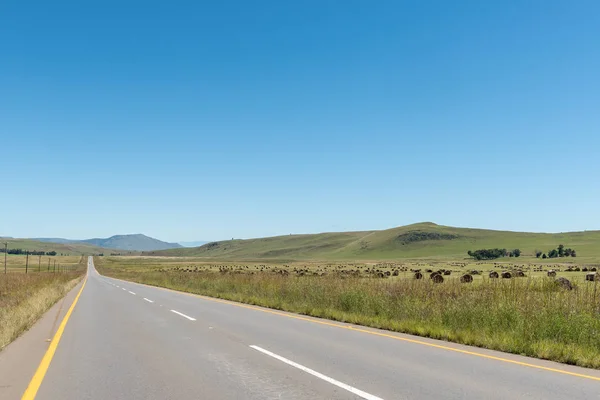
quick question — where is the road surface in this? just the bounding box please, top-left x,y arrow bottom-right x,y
24,258 -> 600,398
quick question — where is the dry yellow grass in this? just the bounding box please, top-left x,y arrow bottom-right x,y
0,264 -> 85,350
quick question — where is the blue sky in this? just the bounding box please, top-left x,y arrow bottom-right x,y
1,1 -> 599,242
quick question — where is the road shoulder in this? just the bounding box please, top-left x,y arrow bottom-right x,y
0,278 -> 84,400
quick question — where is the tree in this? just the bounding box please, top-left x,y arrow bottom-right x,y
513,249 -> 521,257
542,253 -> 547,259
535,251 -> 542,258
571,249 -> 577,257
467,248 -> 510,260
558,244 -> 565,257
548,249 -> 559,258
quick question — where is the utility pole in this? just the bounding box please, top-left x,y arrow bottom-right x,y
48,258 -> 50,272
53,260 -> 56,273
38,255 -> 41,272
3,242 -> 7,274
26,252 -> 29,274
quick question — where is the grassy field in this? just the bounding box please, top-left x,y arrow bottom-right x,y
1,254 -> 86,273
0,257 -> 86,351
97,255 -> 600,368
147,222 -> 600,262
0,238 -> 111,255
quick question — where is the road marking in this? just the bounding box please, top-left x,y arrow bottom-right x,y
122,288 -> 126,291
128,291 -> 136,295
143,298 -> 154,303
170,310 -> 196,321
250,345 -> 383,400
21,277 -> 87,400
105,276 -> 600,382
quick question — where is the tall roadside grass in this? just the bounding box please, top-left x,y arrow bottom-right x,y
0,269 -> 85,351
98,263 -> 600,368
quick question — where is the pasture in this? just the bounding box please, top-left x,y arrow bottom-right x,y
0,255 -> 85,273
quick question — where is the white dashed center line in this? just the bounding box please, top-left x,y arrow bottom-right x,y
250,345 -> 383,400
128,291 -> 136,295
143,298 -> 154,303
170,310 -> 196,321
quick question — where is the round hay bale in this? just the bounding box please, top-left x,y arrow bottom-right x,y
547,270 -> 556,277
489,271 -> 499,279
392,270 -> 399,276
430,271 -> 441,280
515,271 -> 526,278
555,277 -> 573,290
582,267 -> 589,272
432,274 -> 444,283
460,274 -> 473,283
443,270 -> 451,276
501,271 -> 512,279
591,267 -> 598,272
414,272 -> 423,280
585,273 -> 598,282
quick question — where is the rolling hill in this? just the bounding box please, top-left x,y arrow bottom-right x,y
178,241 -> 209,248
35,234 -> 182,251
146,223 -> 600,261
1,238 -> 112,255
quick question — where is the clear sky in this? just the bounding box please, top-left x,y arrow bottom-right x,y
1,1 -> 599,242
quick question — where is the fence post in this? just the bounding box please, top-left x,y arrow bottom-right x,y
26,252 -> 29,274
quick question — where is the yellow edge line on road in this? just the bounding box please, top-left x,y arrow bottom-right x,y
107,276 -> 600,382
21,277 -> 87,400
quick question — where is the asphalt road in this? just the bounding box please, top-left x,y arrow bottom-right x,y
31,257 -> 600,399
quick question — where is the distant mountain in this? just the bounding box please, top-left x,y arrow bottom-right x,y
178,241 -> 209,248
34,234 -> 182,251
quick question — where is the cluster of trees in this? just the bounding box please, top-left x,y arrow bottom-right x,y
536,245 -> 576,259
0,248 -> 57,256
467,248 -> 521,260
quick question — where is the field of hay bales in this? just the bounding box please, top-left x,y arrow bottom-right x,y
96,256 -> 600,368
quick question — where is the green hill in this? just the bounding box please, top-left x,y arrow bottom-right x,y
146,223 -> 600,261
1,238 -> 116,255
